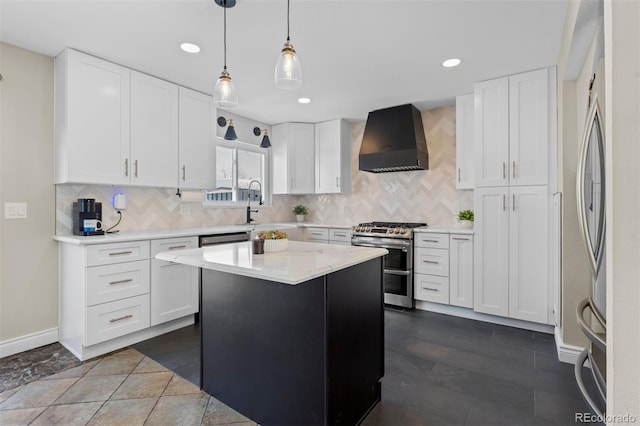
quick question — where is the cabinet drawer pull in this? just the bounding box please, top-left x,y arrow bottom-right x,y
134,160 -> 139,178
311,232 -> 323,236
452,237 -> 469,241
108,251 -> 133,256
422,239 -> 439,243
182,165 -> 186,181
124,158 -> 129,177
512,161 -> 516,178
333,233 -> 347,237
109,314 -> 133,323
422,259 -> 439,264
423,287 -> 439,292
169,245 -> 187,250
109,279 -> 133,285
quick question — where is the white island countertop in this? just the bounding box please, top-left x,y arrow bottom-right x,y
156,240 -> 388,285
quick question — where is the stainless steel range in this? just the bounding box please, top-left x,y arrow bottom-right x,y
351,222 -> 426,308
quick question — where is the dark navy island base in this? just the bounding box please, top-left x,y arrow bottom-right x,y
200,257 -> 384,426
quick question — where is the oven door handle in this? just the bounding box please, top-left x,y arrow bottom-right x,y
353,242 -> 408,252
384,269 -> 411,276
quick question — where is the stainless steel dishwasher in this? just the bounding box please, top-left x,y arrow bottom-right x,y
199,232 -> 250,247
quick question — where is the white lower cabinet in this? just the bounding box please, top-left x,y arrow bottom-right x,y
473,185 -> 549,323
59,236 -> 199,360
414,232 -> 473,307
305,227 -> 352,245
449,234 -> 474,308
150,237 -> 199,326
86,294 -> 150,346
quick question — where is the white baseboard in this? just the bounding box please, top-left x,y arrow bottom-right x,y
554,326 -> 585,365
0,327 -> 59,359
414,300 -> 555,334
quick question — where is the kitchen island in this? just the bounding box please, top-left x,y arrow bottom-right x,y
156,240 -> 387,426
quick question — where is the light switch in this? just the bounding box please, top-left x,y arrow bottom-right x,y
4,202 -> 28,219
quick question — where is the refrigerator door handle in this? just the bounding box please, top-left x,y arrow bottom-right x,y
576,297 -> 606,352
575,349 -> 605,419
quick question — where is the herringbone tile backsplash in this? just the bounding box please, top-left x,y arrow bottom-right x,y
56,106 -> 473,235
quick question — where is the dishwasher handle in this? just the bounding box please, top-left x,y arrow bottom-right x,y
200,232 -> 250,246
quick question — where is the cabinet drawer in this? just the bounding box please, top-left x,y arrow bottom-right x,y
414,274 -> 449,304
86,260 -> 150,306
415,247 -> 450,276
86,241 -> 150,266
151,236 -> 198,257
85,294 -> 150,346
414,233 -> 449,249
329,228 -> 351,243
306,227 -> 329,241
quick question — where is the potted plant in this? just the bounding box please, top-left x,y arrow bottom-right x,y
457,209 -> 474,228
292,205 -> 308,222
257,230 -> 289,252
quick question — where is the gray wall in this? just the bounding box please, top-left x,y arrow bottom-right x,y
0,43 -> 58,345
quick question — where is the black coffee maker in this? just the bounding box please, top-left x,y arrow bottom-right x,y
72,198 -> 104,236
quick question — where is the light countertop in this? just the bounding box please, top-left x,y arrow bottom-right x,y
53,222 -> 351,245
155,240 -> 387,285
414,225 -> 474,235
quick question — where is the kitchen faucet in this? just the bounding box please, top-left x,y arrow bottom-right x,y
246,179 -> 263,224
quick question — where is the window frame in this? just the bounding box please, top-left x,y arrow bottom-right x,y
203,139 -> 272,209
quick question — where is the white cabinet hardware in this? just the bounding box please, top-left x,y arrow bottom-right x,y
169,245 -> 187,250
109,251 -> 133,256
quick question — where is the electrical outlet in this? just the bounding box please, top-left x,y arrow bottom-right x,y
180,204 -> 191,216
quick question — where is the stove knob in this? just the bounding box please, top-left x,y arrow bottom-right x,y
394,228 -> 401,234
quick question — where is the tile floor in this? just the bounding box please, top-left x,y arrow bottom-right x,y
0,348 -> 254,426
0,308 -> 597,425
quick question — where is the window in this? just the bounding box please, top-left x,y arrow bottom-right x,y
204,140 -> 270,207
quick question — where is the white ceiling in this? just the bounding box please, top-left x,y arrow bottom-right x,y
0,0 -> 568,125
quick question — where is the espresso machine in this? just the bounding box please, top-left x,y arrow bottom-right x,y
72,198 -> 104,236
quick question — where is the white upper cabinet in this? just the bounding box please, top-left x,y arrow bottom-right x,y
508,69 -> 549,186
178,87 -> 215,190
272,123 -> 315,194
455,94 -> 475,189
314,119 -> 351,194
130,71 -> 179,187
55,49 -> 131,185
474,68 -> 549,187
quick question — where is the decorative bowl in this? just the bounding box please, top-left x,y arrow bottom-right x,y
263,238 -> 288,253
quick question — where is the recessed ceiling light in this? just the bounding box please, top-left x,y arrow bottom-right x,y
298,97 -> 311,104
180,43 -> 201,54
442,58 -> 462,68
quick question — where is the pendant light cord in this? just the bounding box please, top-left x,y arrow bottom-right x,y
223,5 -> 227,69
287,0 -> 290,41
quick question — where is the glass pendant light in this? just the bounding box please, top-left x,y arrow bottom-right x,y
214,1 -> 238,107
274,0 -> 302,89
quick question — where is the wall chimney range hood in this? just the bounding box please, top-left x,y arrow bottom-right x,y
359,104 -> 429,173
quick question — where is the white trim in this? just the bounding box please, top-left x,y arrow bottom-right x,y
415,300 -> 555,333
554,326 -> 585,365
60,315 -> 194,361
0,327 -> 59,358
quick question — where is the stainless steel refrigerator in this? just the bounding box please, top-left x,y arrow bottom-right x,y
575,95 -> 606,416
